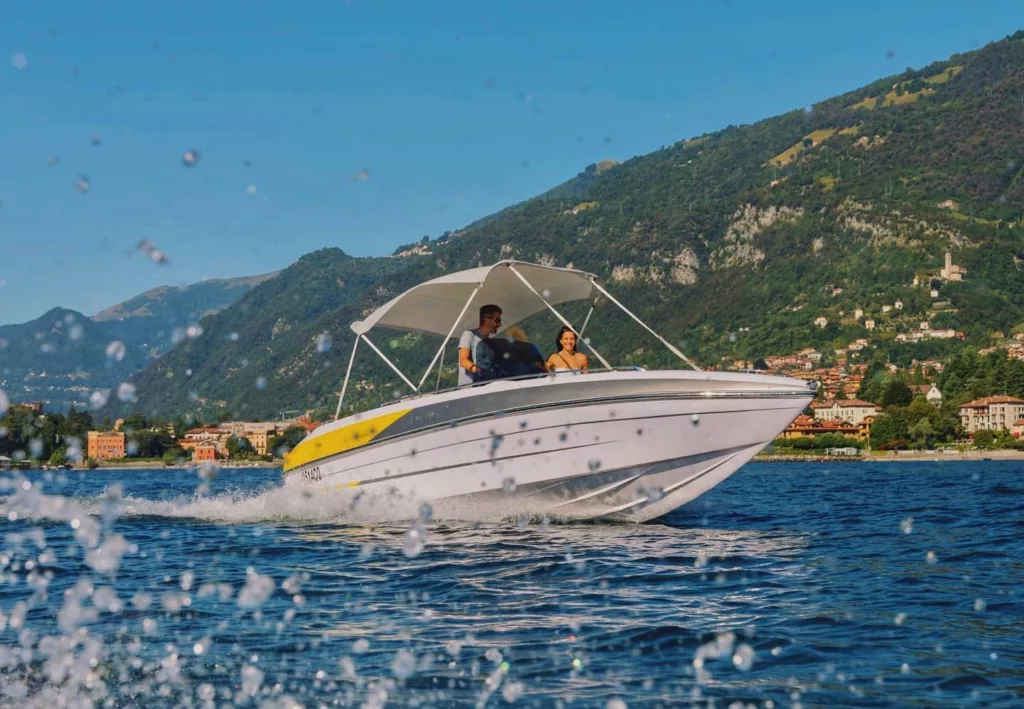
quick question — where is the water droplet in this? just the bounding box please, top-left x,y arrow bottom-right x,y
237,568 -> 275,609
418,502 -> 433,522
0,389 -> 8,416
182,150 -> 201,167
732,644 -> 755,671
489,433 -> 504,459
68,323 -> 83,341
339,656 -> 356,679
353,638 -> 370,654
255,376 -> 267,390
89,389 -> 110,410
900,517 -> 913,534
11,53 -> 27,69
974,598 -> 986,612
197,461 -> 218,482
900,662 -> 910,674
227,331 -> 239,342
246,184 -> 257,194
502,477 -> 516,493
587,459 -> 601,472
391,649 -> 416,679
106,340 -> 126,361
403,524 -> 425,558
503,682 -> 525,703
186,324 -> 203,339
894,612 -> 906,625
74,175 -> 91,193
116,382 -> 137,402
926,551 -> 937,565
558,431 -> 568,442
691,414 -> 700,424
542,289 -> 551,299
315,332 -> 332,353
91,135 -> 102,147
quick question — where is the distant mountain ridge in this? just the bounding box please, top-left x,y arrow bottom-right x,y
0,273 -> 277,409
93,273 -> 276,324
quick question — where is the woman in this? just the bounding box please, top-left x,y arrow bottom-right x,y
546,325 -> 589,372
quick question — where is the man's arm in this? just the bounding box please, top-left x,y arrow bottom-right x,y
458,347 -> 479,376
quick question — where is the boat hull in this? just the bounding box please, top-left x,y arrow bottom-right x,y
283,370 -> 813,522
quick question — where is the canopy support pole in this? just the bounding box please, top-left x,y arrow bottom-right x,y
334,336 -> 361,420
418,285 -> 481,390
589,280 -> 701,371
578,303 -> 596,338
360,334 -> 419,393
507,264 -> 613,370
435,345 -> 446,391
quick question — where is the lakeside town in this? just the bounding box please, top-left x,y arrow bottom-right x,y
4,344 -> 1024,470
0,402 -> 317,469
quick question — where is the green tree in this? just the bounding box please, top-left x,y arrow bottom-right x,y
162,448 -> 186,466
127,430 -> 166,458
880,380 -> 913,407
225,436 -> 253,458
972,429 -> 996,449
47,448 -> 68,467
870,413 -> 908,448
268,426 -> 308,457
908,418 -> 934,450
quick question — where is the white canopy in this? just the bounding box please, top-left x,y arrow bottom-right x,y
351,260 -> 600,337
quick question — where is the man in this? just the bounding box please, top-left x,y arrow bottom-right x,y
458,304 -> 502,387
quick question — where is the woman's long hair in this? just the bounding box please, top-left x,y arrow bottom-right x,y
554,325 -> 579,354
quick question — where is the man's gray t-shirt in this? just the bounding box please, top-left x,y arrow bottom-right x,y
458,328 -> 492,387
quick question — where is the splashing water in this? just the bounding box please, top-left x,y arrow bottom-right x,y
0,462 -> 1019,706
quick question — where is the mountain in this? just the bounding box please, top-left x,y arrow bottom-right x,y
0,308 -> 145,410
93,273 -> 278,354
0,274 -> 276,410
113,31 -> 1024,421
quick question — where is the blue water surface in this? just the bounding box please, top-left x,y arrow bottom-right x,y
0,461 -> 1021,707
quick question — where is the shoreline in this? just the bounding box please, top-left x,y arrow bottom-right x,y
757,450 -> 1024,462
10,451 -> 1021,473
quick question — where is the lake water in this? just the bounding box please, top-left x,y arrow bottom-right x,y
0,461 -> 1020,707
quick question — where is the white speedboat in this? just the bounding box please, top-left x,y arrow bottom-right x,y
282,261 -> 813,522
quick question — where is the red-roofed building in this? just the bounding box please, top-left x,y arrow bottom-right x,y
811,399 -> 881,426
193,442 -> 218,462
959,396 -> 1024,434
779,414 -> 872,442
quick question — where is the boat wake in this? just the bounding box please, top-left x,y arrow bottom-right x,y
111,485 -> 572,526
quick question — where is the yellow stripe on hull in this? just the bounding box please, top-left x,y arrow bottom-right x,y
282,409 -> 411,472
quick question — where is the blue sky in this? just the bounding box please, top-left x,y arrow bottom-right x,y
0,0 -> 1021,325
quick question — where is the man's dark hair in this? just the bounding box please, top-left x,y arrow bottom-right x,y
479,304 -> 502,324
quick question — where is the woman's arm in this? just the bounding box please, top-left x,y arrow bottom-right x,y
580,353 -> 589,371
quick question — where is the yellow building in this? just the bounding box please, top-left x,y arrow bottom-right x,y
87,431 -> 126,461
248,429 -> 270,456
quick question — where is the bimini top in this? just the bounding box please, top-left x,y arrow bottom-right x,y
351,260 -> 600,337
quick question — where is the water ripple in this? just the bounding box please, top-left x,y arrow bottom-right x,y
0,462 -> 1020,706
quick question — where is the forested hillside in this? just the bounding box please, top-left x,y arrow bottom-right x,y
113,31 -> 1024,420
